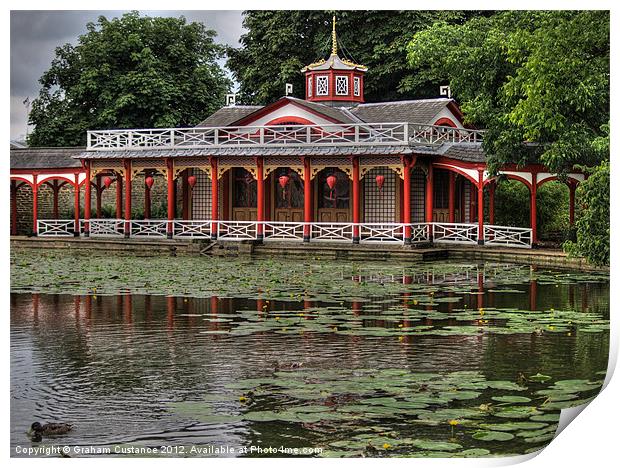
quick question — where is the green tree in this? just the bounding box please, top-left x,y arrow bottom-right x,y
406,11 -> 609,174
28,12 -> 231,147
227,10 -> 485,105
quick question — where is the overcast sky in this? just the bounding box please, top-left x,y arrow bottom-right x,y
10,10 -> 245,141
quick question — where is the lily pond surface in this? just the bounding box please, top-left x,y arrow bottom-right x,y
10,251 -> 610,457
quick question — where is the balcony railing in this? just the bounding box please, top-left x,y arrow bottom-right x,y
37,220 -> 531,248
86,122 -> 484,151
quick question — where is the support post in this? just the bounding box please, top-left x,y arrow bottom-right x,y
352,156 -> 360,244
489,180 -> 496,225
10,180 -> 17,236
210,157 -> 218,240
74,174 -> 80,236
448,171 -> 455,223
303,157 -> 312,242
115,174 -> 123,219
477,170 -> 484,245
144,172 -> 151,219
425,164 -> 434,241
182,170 -> 189,220
166,158 -> 174,239
124,159 -> 131,238
530,179 -> 537,245
84,163 -> 91,237
95,175 -> 102,218
256,157 -> 264,241
403,157 -> 412,244
568,181 -> 576,226
52,180 -> 59,219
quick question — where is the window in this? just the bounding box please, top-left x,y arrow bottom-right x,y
354,77 -> 360,96
336,76 -> 349,95
308,77 -> 313,97
316,75 -> 328,96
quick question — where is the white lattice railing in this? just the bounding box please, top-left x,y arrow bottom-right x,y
432,222 -> 479,244
37,220 -> 75,237
484,225 -> 532,248
41,220 -> 530,248
262,222 -> 306,241
217,221 -> 258,240
130,220 -> 169,238
409,123 -> 483,145
86,122 -> 484,151
311,223 -> 355,242
84,219 -> 124,237
173,220 -> 213,238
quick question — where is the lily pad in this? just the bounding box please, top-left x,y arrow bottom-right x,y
472,431 -> 515,442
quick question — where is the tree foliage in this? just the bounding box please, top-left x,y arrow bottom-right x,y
227,10 -> 485,105
28,12 -> 231,147
406,11 -> 610,174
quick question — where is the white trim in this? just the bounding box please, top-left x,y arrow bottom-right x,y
10,173 -> 35,184
37,173 -> 79,186
499,171 -> 533,186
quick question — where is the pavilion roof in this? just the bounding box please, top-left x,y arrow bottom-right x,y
10,147 -> 84,170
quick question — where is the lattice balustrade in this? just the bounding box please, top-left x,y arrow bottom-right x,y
262,222 -> 306,241
173,221 -> 212,238
86,219 -> 124,237
484,225 -> 532,248
310,223 -> 354,242
217,221 -> 258,240
432,222 -> 478,244
130,220 -> 169,238
37,220 -> 75,237
359,223 -> 404,243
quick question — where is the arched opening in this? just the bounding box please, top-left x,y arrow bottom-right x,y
14,182 -> 33,235
362,166 -> 397,223
272,167 -> 304,222
492,178 -> 531,228
316,167 -> 350,222
536,180 -> 570,243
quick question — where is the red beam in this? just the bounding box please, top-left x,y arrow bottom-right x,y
403,157 -> 411,243
166,159 -> 174,238
210,158 -> 218,239
115,174 -> 123,219
352,157 -> 360,243
256,157 -> 264,240
84,163 -> 91,236
303,157 -> 312,242
124,160 -> 131,238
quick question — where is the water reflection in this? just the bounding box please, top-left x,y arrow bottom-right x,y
11,267 -> 609,456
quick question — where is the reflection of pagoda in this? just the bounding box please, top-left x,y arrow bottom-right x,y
301,16 -> 368,107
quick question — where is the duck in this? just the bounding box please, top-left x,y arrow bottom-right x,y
30,422 -> 73,441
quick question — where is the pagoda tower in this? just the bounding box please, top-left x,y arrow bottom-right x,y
301,16 -> 367,107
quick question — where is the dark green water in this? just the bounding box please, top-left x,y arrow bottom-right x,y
10,257 -> 609,457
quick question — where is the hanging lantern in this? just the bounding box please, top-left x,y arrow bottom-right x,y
145,176 -> 154,189
326,174 -> 337,201
375,175 -> 385,194
187,175 -> 197,188
103,176 -> 113,189
278,175 -> 290,200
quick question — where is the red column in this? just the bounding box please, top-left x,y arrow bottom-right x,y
303,157 -> 312,242
11,180 -> 17,236
182,170 -> 189,220
166,158 -> 174,239
530,179 -> 537,245
477,170 -> 484,245
489,180 -> 496,225
448,171 -> 455,223
568,181 -> 576,226
403,158 -> 412,244
210,157 -> 218,239
74,174 -> 80,236
52,180 -> 59,219
425,164 -> 434,223
352,157 -> 360,243
115,173 -> 123,219
84,163 -> 91,236
256,157 -> 264,241
124,160 -> 131,238
95,175 -> 102,218
144,172 -> 151,220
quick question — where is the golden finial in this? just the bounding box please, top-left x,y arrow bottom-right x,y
332,15 -> 337,56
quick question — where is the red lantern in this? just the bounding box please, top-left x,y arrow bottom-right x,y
278,175 -> 290,201
376,175 -> 385,193
326,174 -> 337,201
103,176 -> 113,189
145,176 -> 154,189
187,175 -> 197,188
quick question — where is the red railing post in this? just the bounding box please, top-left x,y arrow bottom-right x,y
303,157 -> 312,242
352,156 -> 360,243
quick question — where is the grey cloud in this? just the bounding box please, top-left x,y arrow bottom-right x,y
10,10 -> 245,140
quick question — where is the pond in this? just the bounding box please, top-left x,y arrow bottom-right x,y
10,252 -> 610,457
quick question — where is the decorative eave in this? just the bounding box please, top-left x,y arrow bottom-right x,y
301,53 -> 368,72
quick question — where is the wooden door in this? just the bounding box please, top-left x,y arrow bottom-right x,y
316,168 -> 351,223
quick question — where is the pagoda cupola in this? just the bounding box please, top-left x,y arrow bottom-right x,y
301,16 -> 367,106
